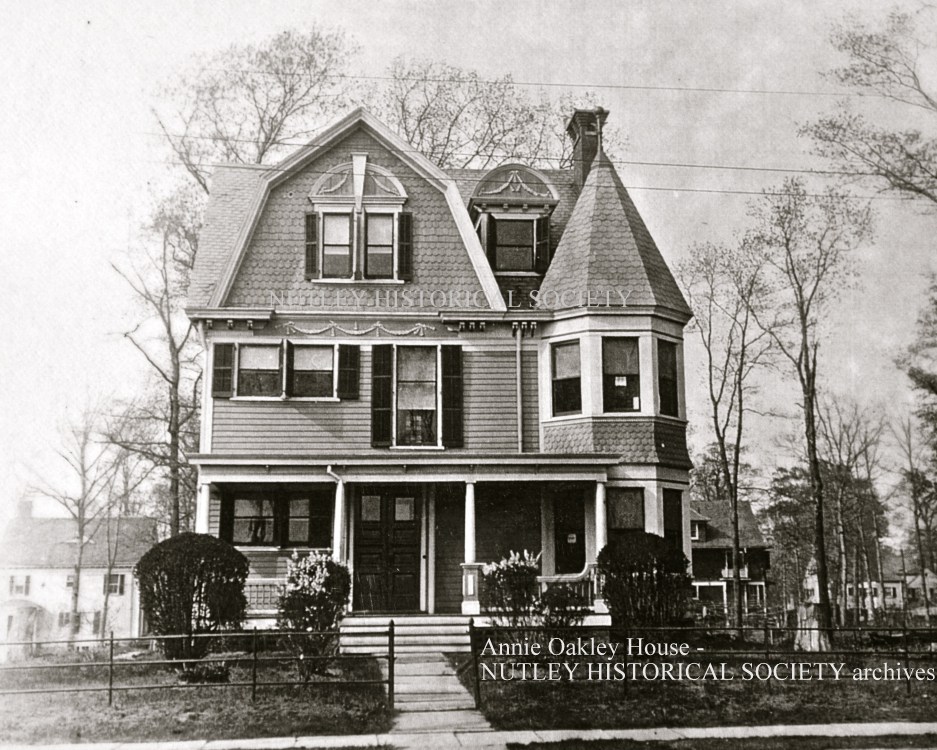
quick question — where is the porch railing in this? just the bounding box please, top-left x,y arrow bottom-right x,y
721,565 -> 749,579
537,563 -> 598,608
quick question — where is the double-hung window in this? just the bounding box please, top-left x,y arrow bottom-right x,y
238,345 -> 281,397
551,341 -> 581,416
8,575 -> 30,597
286,494 -> 333,548
603,337 -> 641,412
322,213 -> 353,278
365,213 -> 394,279
104,574 -> 125,596
232,498 -> 276,545
396,347 -> 437,446
658,340 -> 679,417
607,488 -> 645,544
484,215 -> 550,273
291,345 -> 334,397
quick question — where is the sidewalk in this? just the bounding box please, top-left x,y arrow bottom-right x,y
4,722 -> 937,750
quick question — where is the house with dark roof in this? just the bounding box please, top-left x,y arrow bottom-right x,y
689,500 -> 770,621
186,107 -> 693,648
0,515 -> 157,645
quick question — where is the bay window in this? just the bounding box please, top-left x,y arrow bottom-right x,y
658,340 -> 679,417
551,341 -> 581,415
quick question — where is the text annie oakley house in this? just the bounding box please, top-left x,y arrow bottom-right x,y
186,107 -> 693,649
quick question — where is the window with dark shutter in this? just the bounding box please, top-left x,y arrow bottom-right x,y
397,212 -> 413,280
337,345 -> 360,399
371,345 -> 393,447
535,216 -> 550,273
304,213 -> 318,279
238,344 -> 282,397
485,215 -> 498,267
290,345 -> 334,397
441,346 -> 463,448
212,343 -> 235,398
322,213 -> 353,278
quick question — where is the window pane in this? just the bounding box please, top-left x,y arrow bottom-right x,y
294,346 -> 332,372
367,214 -> 393,244
323,248 -> 351,277
397,410 -> 437,445
361,496 -> 381,522
289,519 -> 309,542
553,342 -> 580,379
367,247 -> 393,278
496,246 -> 533,271
289,498 -> 309,518
240,346 -> 279,370
395,497 -> 415,521
603,338 -> 639,374
398,347 -> 436,381
397,381 -> 436,410
552,379 -> 581,414
293,372 -> 332,397
498,220 -> 533,245
234,499 -> 274,517
239,371 -> 280,397
608,489 -> 644,530
323,214 -> 350,244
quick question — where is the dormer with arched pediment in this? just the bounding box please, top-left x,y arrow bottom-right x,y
469,164 -> 560,293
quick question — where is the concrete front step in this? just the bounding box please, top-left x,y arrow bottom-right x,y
343,644 -> 471,654
392,709 -> 493,733
396,698 -> 477,712
395,681 -> 467,695
342,615 -> 471,625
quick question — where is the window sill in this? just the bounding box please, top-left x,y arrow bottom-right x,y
494,271 -> 541,277
390,445 -> 445,451
545,413 -> 585,422
305,278 -> 405,285
232,546 -> 280,552
231,396 -> 285,401
289,396 -> 340,402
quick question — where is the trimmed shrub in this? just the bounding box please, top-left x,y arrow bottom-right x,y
480,550 -> 541,627
597,531 -> 691,631
540,584 -> 586,631
135,533 -> 249,661
276,551 -> 351,680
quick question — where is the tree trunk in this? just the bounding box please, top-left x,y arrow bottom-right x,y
835,486 -> 848,627
913,501 -> 932,624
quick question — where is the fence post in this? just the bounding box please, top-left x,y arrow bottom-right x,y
251,630 -> 258,702
387,620 -> 395,711
107,631 -> 114,706
469,617 -> 481,709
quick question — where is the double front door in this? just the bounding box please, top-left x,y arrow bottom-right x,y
353,487 -> 421,612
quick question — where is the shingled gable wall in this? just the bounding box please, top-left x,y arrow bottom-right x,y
225,127 -> 488,309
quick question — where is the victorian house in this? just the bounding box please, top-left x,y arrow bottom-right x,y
186,107 -> 693,648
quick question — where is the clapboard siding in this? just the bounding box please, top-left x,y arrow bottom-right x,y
522,348 -> 540,452
434,493 -> 464,614
208,494 -> 221,536
462,349 -> 518,451
212,349 -> 373,453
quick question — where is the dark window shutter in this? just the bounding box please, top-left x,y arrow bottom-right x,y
219,496 -> 234,542
441,345 -> 463,448
337,345 -> 360,400
304,213 -> 318,279
397,212 -> 413,280
535,216 -> 550,273
486,215 -> 497,266
24,576 -> 30,596
284,341 -> 295,397
118,575 -> 125,596
371,345 -> 393,447
212,343 -> 235,398
278,341 -> 285,397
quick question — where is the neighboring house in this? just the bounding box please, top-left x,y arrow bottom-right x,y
689,500 -> 770,620
800,549 -> 935,622
0,515 -> 157,645
186,106 -> 693,642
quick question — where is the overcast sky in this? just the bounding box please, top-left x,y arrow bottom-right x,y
1,0 -> 934,518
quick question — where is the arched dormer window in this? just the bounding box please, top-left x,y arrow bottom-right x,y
470,164 -> 559,275
304,154 -> 412,281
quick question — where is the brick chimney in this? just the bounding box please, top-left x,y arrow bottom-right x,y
566,107 -> 609,188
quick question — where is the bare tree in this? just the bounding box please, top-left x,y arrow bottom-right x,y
803,6 -> 937,207
154,28 -> 358,193
679,241 -> 774,630
892,415 -> 936,622
745,178 -> 874,637
31,407 -> 120,643
818,398 -> 886,623
378,56 -> 618,169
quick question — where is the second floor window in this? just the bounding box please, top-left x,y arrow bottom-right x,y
238,345 -> 281,397
291,345 -> 334,398
365,213 -> 394,279
397,347 -> 437,446
658,340 -> 679,417
552,341 -> 581,416
603,337 -> 640,412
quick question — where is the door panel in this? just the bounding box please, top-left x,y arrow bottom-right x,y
353,487 -> 422,612
554,492 -> 586,574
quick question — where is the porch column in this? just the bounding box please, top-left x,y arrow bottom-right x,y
332,480 -> 346,561
593,481 -> 608,614
461,481 -> 481,615
195,483 -> 211,534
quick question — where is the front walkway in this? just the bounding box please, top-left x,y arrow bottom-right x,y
7,721 -> 937,750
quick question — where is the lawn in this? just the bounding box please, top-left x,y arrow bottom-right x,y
451,650 -> 937,731
0,646 -> 391,744
509,737 -> 937,750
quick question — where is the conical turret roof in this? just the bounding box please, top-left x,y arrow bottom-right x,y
539,149 -> 691,317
